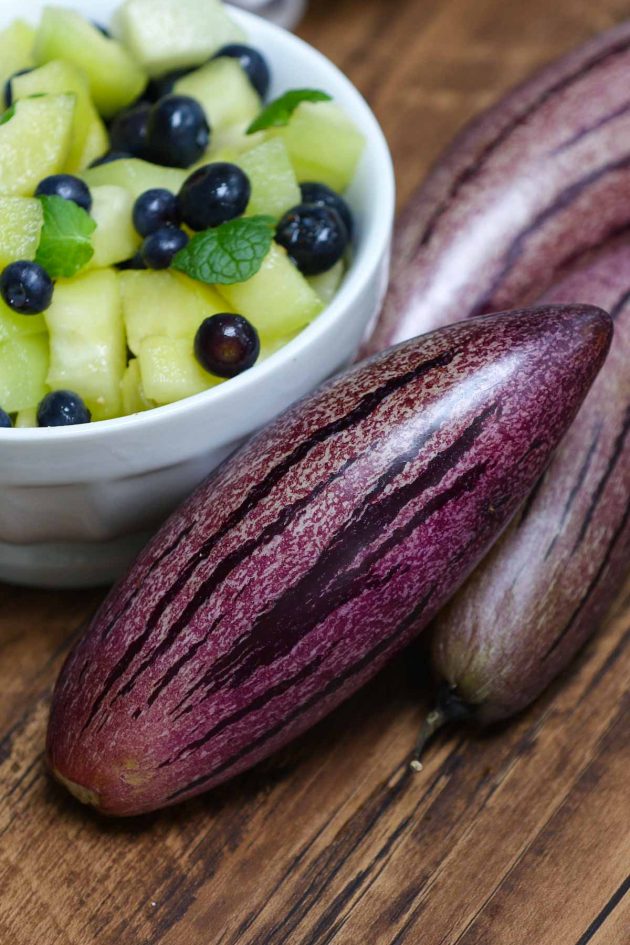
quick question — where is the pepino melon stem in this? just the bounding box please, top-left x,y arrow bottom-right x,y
410,684 -> 473,771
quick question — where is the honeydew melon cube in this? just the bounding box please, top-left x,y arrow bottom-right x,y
0,93 -> 75,196
0,298 -> 46,345
0,333 -> 49,413
239,138 -> 301,220
44,269 -> 126,421
15,406 -> 39,427
89,186 -> 141,269
273,101 -> 365,192
0,21 -> 35,91
138,336 -> 223,405
13,60 -> 108,173
117,0 -> 245,77
259,332 -> 299,361
83,159 -> 186,202
121,358 -> 155,414
34,7 -> 147,118
119,270 -> 230,354
307,260 -> 346,305
0,197 -> 44,268
175,58 -> 260,133
218,243 -> 323,339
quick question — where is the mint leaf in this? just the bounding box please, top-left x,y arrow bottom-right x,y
247,89 -> 332,134
172,216 -> 275,285
35,195 -> 96,278
0,105 -> 16,126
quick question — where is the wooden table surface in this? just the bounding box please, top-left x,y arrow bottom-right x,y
1,1 -> 629,942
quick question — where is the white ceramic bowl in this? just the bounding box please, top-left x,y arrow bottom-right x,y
0,0 -> 395,589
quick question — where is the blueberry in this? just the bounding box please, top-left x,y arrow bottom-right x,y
36,174 -> 93,212
133,189 -> 180,237
146,95 -> 210,169
4,68 -> 32,108
0,408 -> 12,428
141,226 -> 189,269
109,103 -> 151,158
275,204 -> 349,276
37,391 -> 91,427
178,163 -> 251,231
145,69 -> 192,102
0,262 -> 54,315
194,314 -> 260,378
89,150 -> 132,168
212,44 -> 271,99
300,182 -> 354,239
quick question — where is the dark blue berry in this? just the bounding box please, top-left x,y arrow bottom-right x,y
0,408 -> 12,428
37,391 -> 91,427
0,262 -> 54,315
145,69 -> 191,102
133,189 -> 180,236
178,163 -> 250,231
300,182 -> 354,238
36,174 -> 93,212
212,44 -> 271,99
109,103 -> 150,158
4,68 -> 32,108
194,314 -> 260,378
89,150 -> 132,168
141,226 -> 189,269
146,95 -> 210,169
275,204 -> 349,276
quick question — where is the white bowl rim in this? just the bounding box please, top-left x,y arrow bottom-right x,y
0,5 -> 395,444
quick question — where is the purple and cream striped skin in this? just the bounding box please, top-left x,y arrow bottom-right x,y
364,21 -> 630,354
430,246 -> 630,723
47,305 -> 611,815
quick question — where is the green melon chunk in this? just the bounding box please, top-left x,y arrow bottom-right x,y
239,138 -> 301,220
272,101 -> 365,192
138,336 -> 223,405
117,0 -> 245,77
175,58 -> 260,133
0,197 -> 44,268
119,269 -> 230,355
13,60 -> 108,173
307,260 -> 346,305
0,21 -> 35,92
89,186 -> 141,270
83,159 -> 186,202
0,296 -> 46,345
44,269 -> 126,421
0,333 -> 49,413
34,6 -> 147,118
15,406 -> 38,428
120,359 -> 155,414
0,94 -> 75,197
218,243 -> 323,339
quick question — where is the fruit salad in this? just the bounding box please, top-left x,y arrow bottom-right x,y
0,0 -> 365,427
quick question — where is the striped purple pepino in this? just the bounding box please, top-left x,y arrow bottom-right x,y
364,21 -> 630,355
414,245 -> 630,753
47,304 -> 611,815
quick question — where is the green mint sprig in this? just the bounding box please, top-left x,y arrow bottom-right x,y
35,195 -> 96,279
172,216 -> 275,285
247,89 -> 332,134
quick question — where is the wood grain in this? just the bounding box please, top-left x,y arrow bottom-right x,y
1,0 -> 629,942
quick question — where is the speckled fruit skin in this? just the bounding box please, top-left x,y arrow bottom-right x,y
364,22 -> 630,354
47,305 -> 611,815
431,246 -> 630,723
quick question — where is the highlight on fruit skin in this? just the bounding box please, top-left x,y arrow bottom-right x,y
410,243 -> 630,761
46,303 -> 611,815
